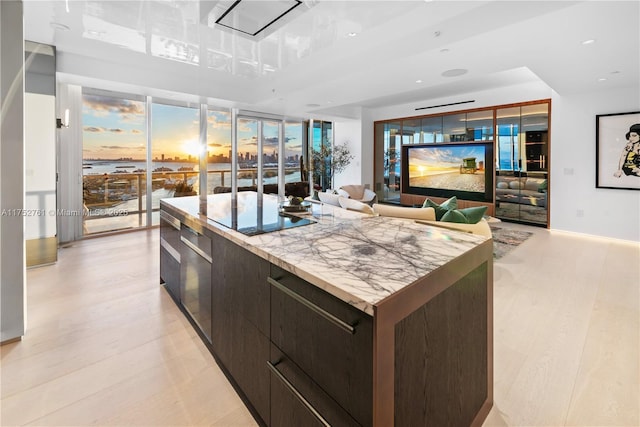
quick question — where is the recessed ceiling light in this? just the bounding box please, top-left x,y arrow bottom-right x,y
348,32 -> 357,37
441,68 -> 468,77
598,77 -> 607,82
582,39 -> 596,45
416,79 -> 423,84
50,22 -> 70,31
440,48 -> 450,53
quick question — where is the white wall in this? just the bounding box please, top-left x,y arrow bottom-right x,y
333,119 -> 362,189
368,81 -> 553,122
25,93 -> 56,240
551,87 -> 640,242
338,80 -> 640,242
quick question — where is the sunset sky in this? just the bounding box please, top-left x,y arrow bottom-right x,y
82,94 -> 302,161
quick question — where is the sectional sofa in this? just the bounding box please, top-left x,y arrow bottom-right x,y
495,175 -> 547,208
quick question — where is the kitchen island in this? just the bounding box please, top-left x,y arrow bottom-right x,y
160,192 -> 493,427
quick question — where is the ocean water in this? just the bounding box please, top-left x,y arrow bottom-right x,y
82,160 -> 227,175
83,160 -> 304,195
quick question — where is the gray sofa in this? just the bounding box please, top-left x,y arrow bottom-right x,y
495,176 -> 547,208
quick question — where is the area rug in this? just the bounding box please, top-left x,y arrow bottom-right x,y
490,226 -> 534,259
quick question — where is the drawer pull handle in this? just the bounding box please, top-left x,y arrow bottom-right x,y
267,277 -> 355,335
267,361 -> 331,427
160,237 -> 181,262
160,210 -> 180,230
180,236 -> 212,264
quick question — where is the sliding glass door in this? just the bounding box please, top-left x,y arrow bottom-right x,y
79,88 -> 303,236
81,91 -> 147,234
151,101 -> 200,225
495,104 -> 549,225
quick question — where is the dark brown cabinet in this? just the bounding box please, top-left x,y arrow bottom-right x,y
269,265 -> 373,427
209,235 -> 270,424
159,210 -> 181,302
160,200 -> 493,427
269,346 -> 361,427
180,223 -> 213,344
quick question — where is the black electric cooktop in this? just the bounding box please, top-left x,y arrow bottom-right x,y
207,192 -> 315,236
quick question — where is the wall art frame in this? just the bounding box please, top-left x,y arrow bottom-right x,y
596,111 -> 640,190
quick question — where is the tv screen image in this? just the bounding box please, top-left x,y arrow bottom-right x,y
407,144 -> 486,193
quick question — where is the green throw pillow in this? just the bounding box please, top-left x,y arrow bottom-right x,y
441,206 -> 488,224
538,180 -> 548,193
440,209 -> 467,223
422,196 -> 457,221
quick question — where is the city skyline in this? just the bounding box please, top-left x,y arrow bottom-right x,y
82,94 -> 303,161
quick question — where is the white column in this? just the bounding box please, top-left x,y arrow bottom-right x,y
145,96 -> 152,226
230,108 -> 238,228
198,104 -> 207,214
0,0 -> 25,342
257,120 -> 263,195
56,83 -> 83,242
278,121 -> 285,199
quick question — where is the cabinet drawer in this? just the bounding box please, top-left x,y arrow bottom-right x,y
160,246 -> 180,303
270,266 -> 373,426
180,224 -> 212,262
269,345 -> 361,427
160,210 -> 181,252
180,225 -> 212,343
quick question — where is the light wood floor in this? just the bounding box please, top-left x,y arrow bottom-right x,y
1,224 -> 638,426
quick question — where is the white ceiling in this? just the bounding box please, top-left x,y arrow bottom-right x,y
23,0 -> 640,119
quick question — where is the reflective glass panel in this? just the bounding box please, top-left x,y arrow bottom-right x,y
443,113 -> 467,142
206,109 -> 232,193
82,92 -> 147,234
421,116 -> 443,143
466,110 -> 494,141
402,119 -> 421,144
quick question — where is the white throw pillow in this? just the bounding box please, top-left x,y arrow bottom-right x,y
338,197 -> 374,214
509,180 -> 523,190
318,191 -> 341,206
336,188 -> 350,198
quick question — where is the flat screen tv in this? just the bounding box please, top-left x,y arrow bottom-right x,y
402,142 -> 493,202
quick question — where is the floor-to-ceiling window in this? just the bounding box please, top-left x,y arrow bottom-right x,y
81,90 -> 147,234
206,109 -> 232,193
309,120 -> 333,191
373,121 -> 401,203
79,88 -> 303,236
284,122 -> 304,182
234,115 -> 300,192
262,120 -> 280,187
150,101 -> 200,225
237,117 -> 259,188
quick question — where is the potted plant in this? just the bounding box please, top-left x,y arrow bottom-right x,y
311,141 -> 354,191
173,180 -> 196,197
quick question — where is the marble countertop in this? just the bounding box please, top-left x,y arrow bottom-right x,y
161,193 -> 489,315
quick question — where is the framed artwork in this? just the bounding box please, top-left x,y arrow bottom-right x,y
596,111 -> 640,190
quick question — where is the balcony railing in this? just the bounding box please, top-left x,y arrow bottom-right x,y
82,167 -> 303,234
